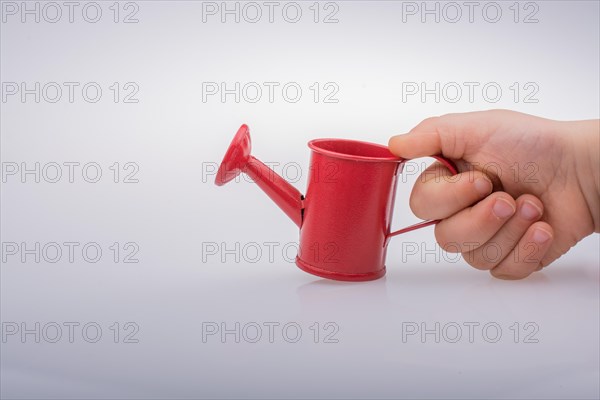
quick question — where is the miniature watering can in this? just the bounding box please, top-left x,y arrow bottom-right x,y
215,124 -> 457,281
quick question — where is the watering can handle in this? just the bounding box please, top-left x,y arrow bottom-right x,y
388,155 -> 458,238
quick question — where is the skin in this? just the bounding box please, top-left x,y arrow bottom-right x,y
388,110 -> 600,280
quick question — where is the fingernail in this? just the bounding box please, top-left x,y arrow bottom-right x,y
491,272 -> 519,280
474,177 -> 493,196
520,201 -> 542,220
493,198 -> 515,219
532,228 -> 552,244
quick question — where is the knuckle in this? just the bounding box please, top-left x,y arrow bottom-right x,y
434,225 -> 456,251
498,226 -> 523,247
489,266 -> 532,280
449,180 -> 468,209
463,251 -> 496,270
416,116 -> 440,130
409,192 -> 426,219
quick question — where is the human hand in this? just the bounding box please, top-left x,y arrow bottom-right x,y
388,110 -> 599,279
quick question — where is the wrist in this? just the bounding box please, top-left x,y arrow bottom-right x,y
569,119 -> 600,233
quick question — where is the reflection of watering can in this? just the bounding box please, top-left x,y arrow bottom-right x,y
215,124 -> 457,281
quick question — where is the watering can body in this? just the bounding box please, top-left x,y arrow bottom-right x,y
215,124 -> 456,281
297,139 -> 402,280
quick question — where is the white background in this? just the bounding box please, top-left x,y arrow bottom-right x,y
1,1 -> 599,399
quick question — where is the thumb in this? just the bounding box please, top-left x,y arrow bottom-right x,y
388,125 -> 444,159
388,111 -> 498,160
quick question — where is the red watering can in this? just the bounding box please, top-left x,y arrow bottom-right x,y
215,124 -> 457,281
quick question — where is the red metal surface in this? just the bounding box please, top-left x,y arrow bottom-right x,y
215,124 -> 457,281
215,124 -> 303,227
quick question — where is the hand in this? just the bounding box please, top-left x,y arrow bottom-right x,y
388,110 -> 599,279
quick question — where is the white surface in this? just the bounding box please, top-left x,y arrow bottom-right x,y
1,1 -> 599,399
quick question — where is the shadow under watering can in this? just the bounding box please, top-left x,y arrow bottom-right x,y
215,124 -> 457,282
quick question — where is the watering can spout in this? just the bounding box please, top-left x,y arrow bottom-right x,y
215,124 -> 304,228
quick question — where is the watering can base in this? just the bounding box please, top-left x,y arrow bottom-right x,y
295,257 -> 386,282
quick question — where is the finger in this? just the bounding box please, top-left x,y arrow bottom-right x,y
388,111 -> 504,160
410,162 -> 493,220
389,124 -> 446,159
490,221 -> 554,280
435,192 -> 516,253
462,195 -> 544,270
